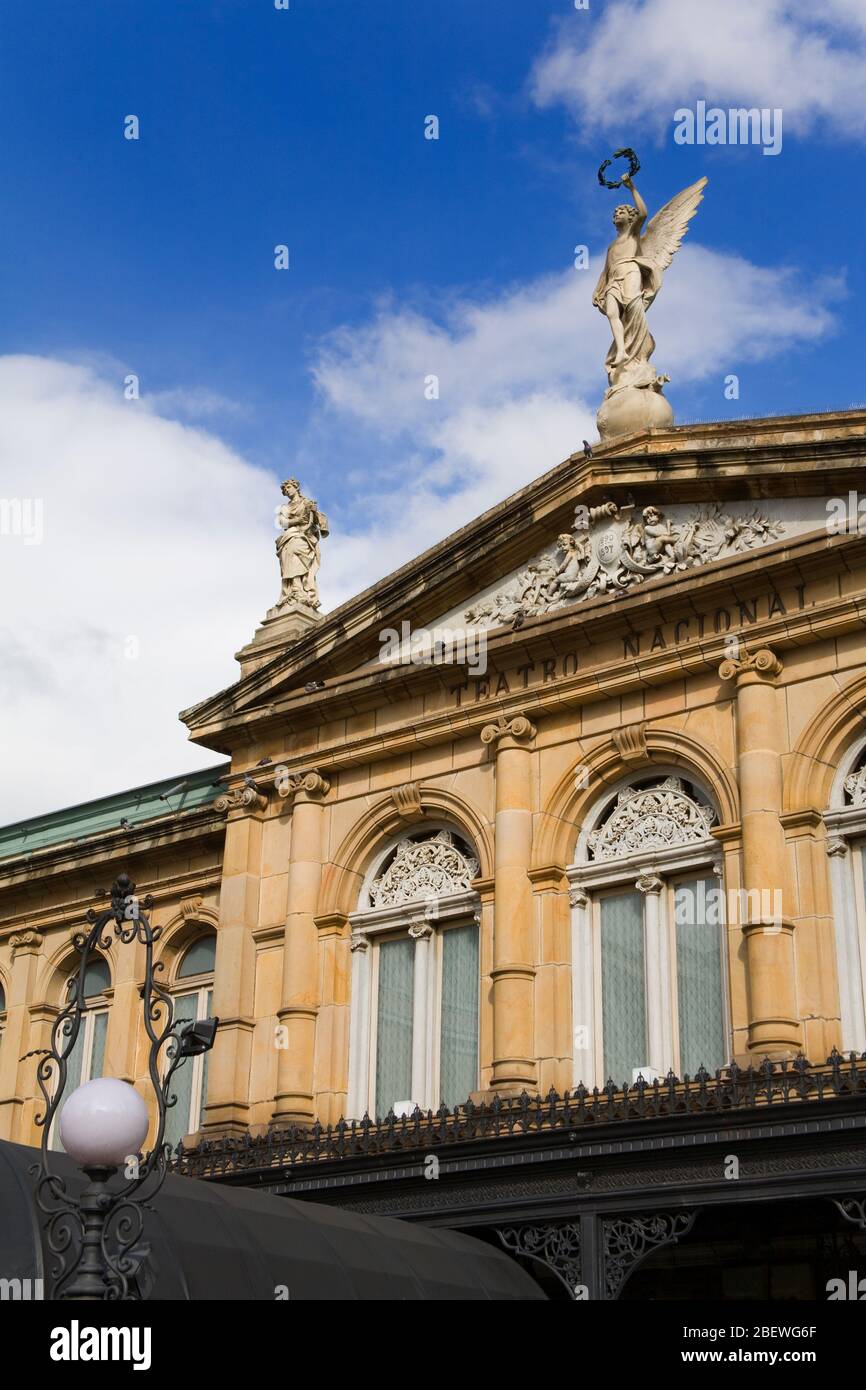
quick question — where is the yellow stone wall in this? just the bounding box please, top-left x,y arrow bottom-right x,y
2,432 -> 866,1147
1,589 -> 863,1145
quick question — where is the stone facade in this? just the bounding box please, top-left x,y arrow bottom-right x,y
2,410 -> 866,1150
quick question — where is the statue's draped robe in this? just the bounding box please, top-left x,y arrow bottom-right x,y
593,255 -> 663,383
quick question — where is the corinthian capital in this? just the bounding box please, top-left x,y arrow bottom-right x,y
718,647 -> 782,683
480,712 -> 537,747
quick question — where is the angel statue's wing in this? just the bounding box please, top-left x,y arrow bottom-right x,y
641,176 -> 708,273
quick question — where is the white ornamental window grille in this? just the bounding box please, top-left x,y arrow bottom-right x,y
368,830 -> 479,908
588,777 -> 716,862
843,748 -> 866,808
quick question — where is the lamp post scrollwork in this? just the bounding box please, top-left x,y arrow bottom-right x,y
24,872 -> 219,1300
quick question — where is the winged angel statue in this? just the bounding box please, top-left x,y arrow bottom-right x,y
593,171 -> 707,438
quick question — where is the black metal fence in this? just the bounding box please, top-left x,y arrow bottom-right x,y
174,1051 -> 866,1180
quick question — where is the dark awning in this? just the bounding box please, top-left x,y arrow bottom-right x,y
0,1141 -> 544,1301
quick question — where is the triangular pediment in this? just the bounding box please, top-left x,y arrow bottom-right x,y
428,496 -> 817,637
180,410 -> 866,750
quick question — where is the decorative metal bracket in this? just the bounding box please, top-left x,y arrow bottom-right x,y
497,1221 -> 584,1299
833,1197 -> 866,1231
603,1210 -> 697,1299
24,872 -> 218,1299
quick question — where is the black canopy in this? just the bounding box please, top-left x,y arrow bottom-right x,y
0,1140 -> 544,1301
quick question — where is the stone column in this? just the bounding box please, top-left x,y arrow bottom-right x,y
0,930 -> 44,1142
636,870 -> 669,1076
202,784 -> 267,1136
826,837 -> 866,1055
569,887 -> 594,1088
719,648 -> 801,1055
273,770 -> 330,1125
481,712 -> 538,1092
346,932 -> 372,1119
408,918 -> 434,1110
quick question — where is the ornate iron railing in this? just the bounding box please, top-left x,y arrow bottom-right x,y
174,1051 -> 866,1180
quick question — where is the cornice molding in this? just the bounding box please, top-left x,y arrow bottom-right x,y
184,558 -> 866,762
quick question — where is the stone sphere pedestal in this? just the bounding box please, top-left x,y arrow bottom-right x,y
597,384 -> 674,441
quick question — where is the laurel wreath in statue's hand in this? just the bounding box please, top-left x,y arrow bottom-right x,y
597,147 -> 641,190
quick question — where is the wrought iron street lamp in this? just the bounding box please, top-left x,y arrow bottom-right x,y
27,872 -> 219,1300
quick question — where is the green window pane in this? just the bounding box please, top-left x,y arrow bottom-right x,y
600,892 -> 647,1086
197,990 -> 213,1130
55,1008 -> 107,1152
675,878 -> 726,1076
439,924 -> 479,1109
178,935 -> 216,979
375,937 -> 414,1117
82,957 -> 110,998
164,992 -> 198,1150
89,1011 -> 108,1081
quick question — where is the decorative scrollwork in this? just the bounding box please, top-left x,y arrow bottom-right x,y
26,872 -> 212,1299
843,758 -> 866,808
604,1210 -> 697,1299
368,830 -> 479,908
833,1197 -> 866,1231
588,777 -> 715,861
497,1222 -> 583,1298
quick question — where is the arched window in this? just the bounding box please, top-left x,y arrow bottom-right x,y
0,978 -> 6,1052
569,774 -> 729,1089
824,745 -> 866,1053
164,933 -> 216,1149
52,955 -> 112,1150
348,828 -> 481,1119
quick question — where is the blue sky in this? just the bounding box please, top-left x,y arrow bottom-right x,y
1,0 -> 864,819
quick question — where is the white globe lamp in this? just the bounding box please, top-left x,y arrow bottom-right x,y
59,1077 -> 149,1169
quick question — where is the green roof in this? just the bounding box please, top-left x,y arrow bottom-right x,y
0,764 -> 229,862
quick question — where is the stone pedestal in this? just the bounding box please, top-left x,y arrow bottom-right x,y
236,602 -> 321,676
597,384 -> 674,441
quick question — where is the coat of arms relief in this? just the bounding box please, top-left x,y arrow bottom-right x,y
463,501 -> 784,630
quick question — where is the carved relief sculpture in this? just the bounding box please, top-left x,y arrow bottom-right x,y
464,503 -> 783,631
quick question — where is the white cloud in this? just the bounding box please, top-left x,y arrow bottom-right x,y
0,356 -> 277,823
0,240 -> 839,823
530,0 -> 866,140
